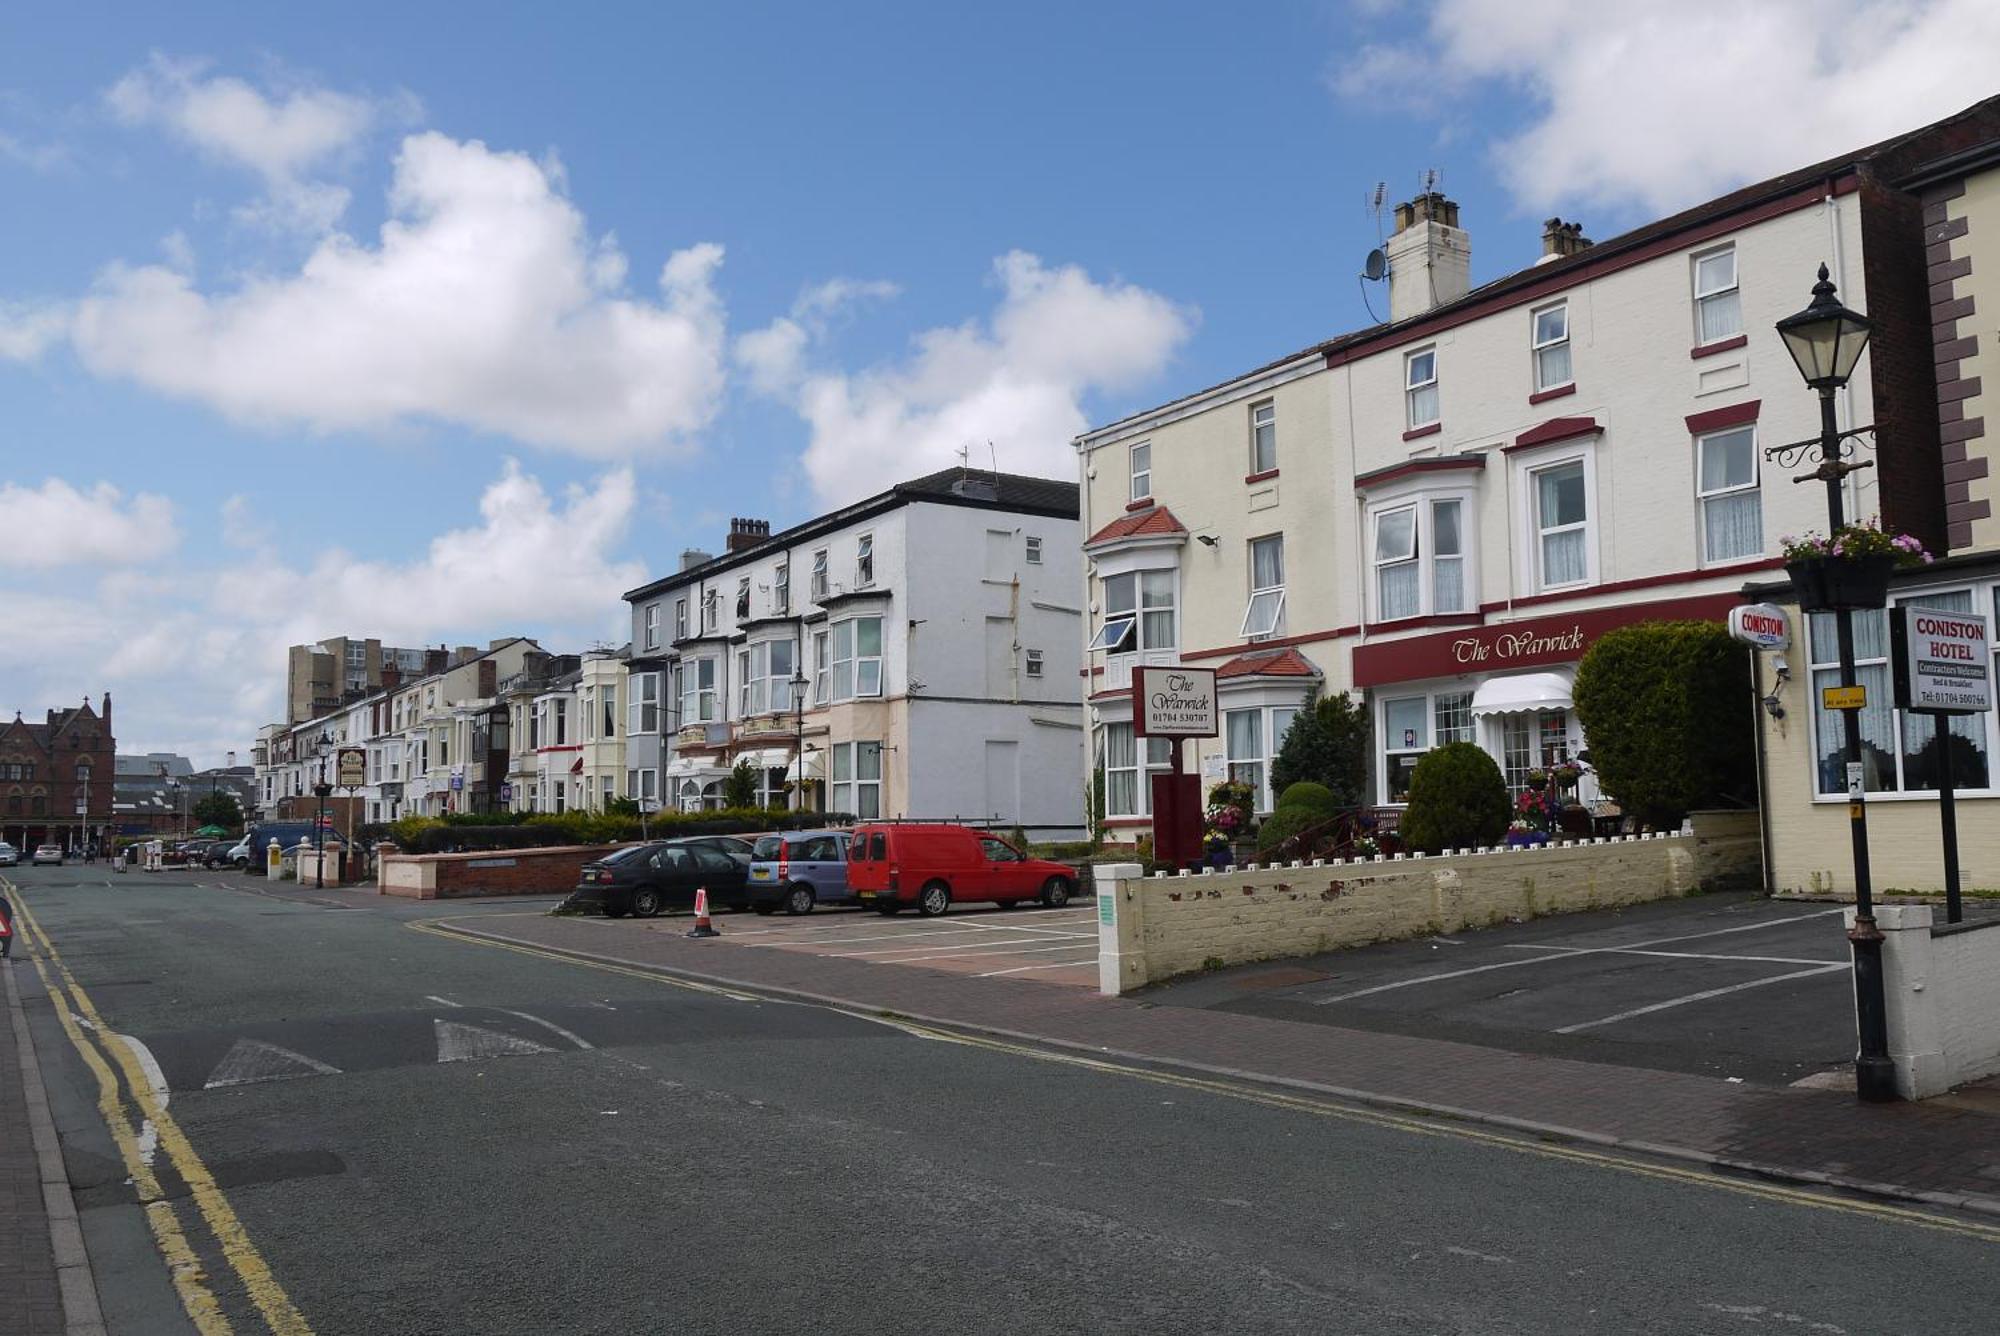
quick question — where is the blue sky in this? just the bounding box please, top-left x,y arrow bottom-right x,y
3,0 -> 1994,762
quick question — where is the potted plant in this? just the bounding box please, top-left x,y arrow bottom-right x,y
1780,521 -> 1932,612
1204,780 -> 1255,865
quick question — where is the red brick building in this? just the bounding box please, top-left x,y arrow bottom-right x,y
1,695 -> 117,853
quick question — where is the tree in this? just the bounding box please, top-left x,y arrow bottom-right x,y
722,759 -> 760,809
1400,742 -> 1510,854
1269,687 -> 1369,807
1572,619 -> 1755,828
192,791 -> 242,830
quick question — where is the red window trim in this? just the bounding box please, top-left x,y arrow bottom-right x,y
1684,399 -> 1761,435
1689,334 -> 1749,360
1504,416 -> 1601,454
1527,383 -> 1577,405
1244,468 -> 1280,484
1124,497 -> 1155,512
1402,422 -> 1442,442
1353,455 -> 1486,492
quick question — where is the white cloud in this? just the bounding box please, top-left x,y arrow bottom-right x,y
62,132 -> 729,456
1334,0 -> 2000,217
743,252 -> 1193,505
0,462 -> 641,761
0,479 -> 179,568
0,302 -> 67,361
106,54 -> 413,232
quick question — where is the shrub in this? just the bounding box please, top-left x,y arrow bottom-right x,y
1275,781 -> 1338,816
1400,742 -> 1509,854
1572,619 -> 1755,828
722,760 -> 760,810
1270,688 -> 1369,807
1255,805 -> 1322,855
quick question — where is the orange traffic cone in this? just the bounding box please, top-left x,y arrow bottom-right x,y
686,886 -> 721,938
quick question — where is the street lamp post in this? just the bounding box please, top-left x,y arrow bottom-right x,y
312,730 -> 334,891
790,668 -> 811,814
1774,263 -> 1895,1103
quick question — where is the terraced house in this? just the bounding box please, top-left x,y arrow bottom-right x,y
623,469 -> 1085,836
1075,96 -> 2000,834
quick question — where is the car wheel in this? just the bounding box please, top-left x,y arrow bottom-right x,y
918,881 -> 951,917
1040,877 -> 1073,909
784,884 -> 816,916
630,888 -> 663,919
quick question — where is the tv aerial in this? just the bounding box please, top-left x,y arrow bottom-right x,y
1358,181 -> 1388,323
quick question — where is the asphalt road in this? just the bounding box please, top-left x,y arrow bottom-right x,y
7,864 -> 2000,1335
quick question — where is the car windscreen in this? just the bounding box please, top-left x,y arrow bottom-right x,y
751,835 -> 785,861
598,844 -> 653,865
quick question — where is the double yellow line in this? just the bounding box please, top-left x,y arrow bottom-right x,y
7,884 -> 314,1334
417,916 -> 2000,1246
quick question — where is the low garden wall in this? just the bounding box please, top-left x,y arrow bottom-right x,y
1862,905 -> 2000,1099
378,844 -> 620,899
1094,814 -> 1760,995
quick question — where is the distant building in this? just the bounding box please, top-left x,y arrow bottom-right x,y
1,695 -> 116,851
283,636 -> 430,724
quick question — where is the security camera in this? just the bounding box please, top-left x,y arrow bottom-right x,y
1772,657 -> 1790,681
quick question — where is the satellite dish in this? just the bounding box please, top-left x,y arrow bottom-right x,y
1362,249 -> 1386,282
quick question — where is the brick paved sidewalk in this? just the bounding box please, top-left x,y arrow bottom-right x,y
447,911 -> 2000,1215
3,959 -> 73,1336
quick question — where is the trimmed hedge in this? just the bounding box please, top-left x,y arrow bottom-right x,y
1572,619 -> 1755,827
397,808 -> 855,854
1400,742 -> 1510,854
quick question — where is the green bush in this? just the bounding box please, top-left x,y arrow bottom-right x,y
1255,805 -> 1322,855
1270,688 -> 1369,806
1400,742 -> 1510,854
722,760 -> 760,809
1572,619 -> 1755,827
1275,781 -> 1338,816
399,806 -> 856,854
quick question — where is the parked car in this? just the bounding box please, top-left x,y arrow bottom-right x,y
564,836 -> 753,919
204,839 -> 250,869
32,844 -> 64,866
845,824 -> 1076,917
241,822 -> 340,874
0,841 -> 17,867
747,830 -> 853,916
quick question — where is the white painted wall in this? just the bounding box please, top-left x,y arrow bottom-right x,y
1857,904 -> 2000,1099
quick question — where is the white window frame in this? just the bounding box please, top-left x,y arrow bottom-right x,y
1093,569 -> 1175,655
1249,400 -> 1276,474
1373,505 -> 1419,622
735,576 -> 750,620
812,629 -> 829,703
1693,244 -> 1741,345
738,639 -> 796,717
1025,648 -> 1044,678
1129,442 -> 1152,502
855,532 -> 875,588
1696,424 -> 1763,565
1406,347 -> 1439,429
830,740 -> 883,819
829,616 -> 883,702
1099,722 -> 1171,818
627,673 -> 659,735
773,562 -> 789,613
1222,702 -> 1301,814
1369,494 -> 1472,622
680,656 -> 718,725
1241,534 -> 1286,639
643,603 -> 660,650
1378,687 -> 1479,805
1523,453 -> 1595,593
702,588 -> 719,633
810,549 -> 829,602
1025,535 -> 1042,565
1531,301 -> 1571,392
674,598 -> 688,640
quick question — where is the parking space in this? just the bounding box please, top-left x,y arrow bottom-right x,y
624,903 -> 1102,988
1150,892 -> 1958,1087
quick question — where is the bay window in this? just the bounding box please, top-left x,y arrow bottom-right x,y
1372,497 -> 1468,621
1697,425 -> 1762,563
830,741 -> 882,819
680,657 -> 718,725
738,640 -> 796,716
1223,703 -> 1299,813
830,617 -> 883,701
1378,689 -> 1475,804
1100,723 -> 1171,817
1242,535 -> 1286,639
1092,569 -> 1176,654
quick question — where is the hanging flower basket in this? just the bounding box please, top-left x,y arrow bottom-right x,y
1784,554 -> 1896,612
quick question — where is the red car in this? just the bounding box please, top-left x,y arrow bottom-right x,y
846,823 -> 1076,917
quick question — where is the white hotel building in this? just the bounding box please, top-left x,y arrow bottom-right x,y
1074,109 -> 1976,835
622,470 -> 1086,836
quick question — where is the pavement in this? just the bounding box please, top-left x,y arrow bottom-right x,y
8,864 -> 2000,1334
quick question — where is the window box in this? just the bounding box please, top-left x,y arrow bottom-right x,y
1786,555 -> 1896,612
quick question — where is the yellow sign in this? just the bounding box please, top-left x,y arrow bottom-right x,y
1822,684 -> 1867,711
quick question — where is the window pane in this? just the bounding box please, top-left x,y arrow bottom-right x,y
1695,249 -> 1735,294
857,742 -> 882,781
1434,692 -> 1474,744
1704,492 -> 1762,562
1375,508 -> 1416,562
857,618 -> 881,656
831,745 -> 852,782
1270,708 -> 1299,752
1141,609 -> 1175,648
1385,697 -> 1427,751
1432,556 -> 1465,613
1131,444 -> 1150,473
1378,562 -> 1420,620
1243,590 -> 1284,638
1812,664 -> 1898,793
1701,429 -> 1755,491
1431,500 -> 1461,555
1699,289 -> 1742,343
1409,382 -> 1439,425
1407,350 -> 1434,386
1226,709 -> 1261,759
1539,464 -> 1586,526
1534,306 -> 1566,344
1105,723 -> 1135,768
1107,769 -> 1137,815
1104,572 -> 1136,613
1536,342 -> 1571,388
1251,536 -> 1284,590
1542,529 -> 1587,586
857,660 -> 882,696
1141,570 -> 1175,607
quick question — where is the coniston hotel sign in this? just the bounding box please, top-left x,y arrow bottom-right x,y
1351,593 -> 1742,688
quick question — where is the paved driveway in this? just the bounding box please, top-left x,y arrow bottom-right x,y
610,901 -> 1103,988
1149,892 -> 1939,1087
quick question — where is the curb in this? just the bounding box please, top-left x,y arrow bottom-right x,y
426,918 -> 2000,1224
6,945 -> 109,1336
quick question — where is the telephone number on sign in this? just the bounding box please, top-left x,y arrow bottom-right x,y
1918,691 -> 1991,707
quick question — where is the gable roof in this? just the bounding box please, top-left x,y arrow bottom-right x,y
1215,647 -> 1321,680
1085,504 -> 1189,547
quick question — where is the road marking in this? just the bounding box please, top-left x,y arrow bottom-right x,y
434,1018 -> 554,1062
497,1008 -> 595,1050
974,956 -> 1100,978
871,940 -> 1105,965
1501,944 -> 1838,966
117,1032 -> 172,1165
408,913 -> 2000,1245
812,932 -> 1095,959
1313,950 -> 1577,1003
204,1038 -> 343,1089
1553,964 -> 1850,1034
14,891 -> 317,1334
424,994 -> 465,1008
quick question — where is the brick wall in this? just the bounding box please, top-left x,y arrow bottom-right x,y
1864,905 -> 2000,1098
377,843 -> 621,899
1860,169 -> 1949,554
1094,816 -> 1758,993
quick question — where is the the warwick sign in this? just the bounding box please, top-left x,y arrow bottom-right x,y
1352,592 -> 1743,688
1134,666 -> 1219,738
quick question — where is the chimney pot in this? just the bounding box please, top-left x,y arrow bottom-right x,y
1385,192 -> 1471,323
1541,217 -> 1593,259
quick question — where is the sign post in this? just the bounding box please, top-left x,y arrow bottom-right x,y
1889,605 -> 1992,923
1133,666 -> 1219,868
336,748 -> 367,884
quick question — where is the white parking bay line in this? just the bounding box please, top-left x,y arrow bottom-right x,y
1553,963 -> 1848,1034
1312,949 -> 1579,1004
975,955 -> 1100,978
831,934 -> 1095,961
874,941 -> 1102,965
1500,944 -> 1837,966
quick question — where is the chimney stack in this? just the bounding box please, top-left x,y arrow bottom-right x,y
381,666 -> 402,694
1386,191 -> 1471,324
726,517 -> 770,553
1540,217 -> 1593,260
680,548 -> 715,572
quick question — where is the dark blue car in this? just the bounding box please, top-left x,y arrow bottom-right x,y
747,830 -> 852,915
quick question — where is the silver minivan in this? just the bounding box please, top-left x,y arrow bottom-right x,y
747,830 -> 853,916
